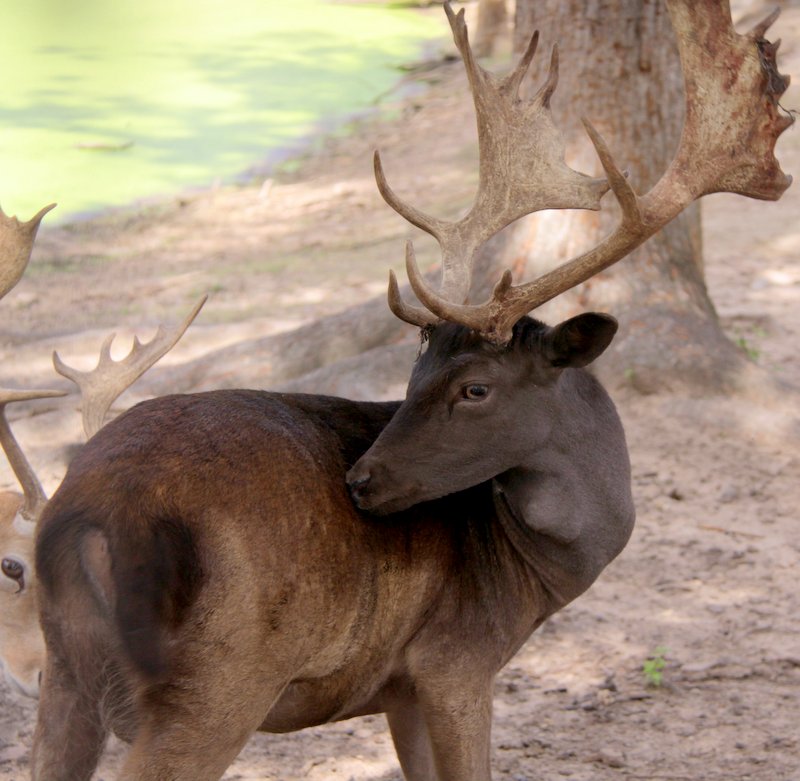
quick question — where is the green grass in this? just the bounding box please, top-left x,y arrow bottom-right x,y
643,646 -> 669,687
0,0 -> 444,222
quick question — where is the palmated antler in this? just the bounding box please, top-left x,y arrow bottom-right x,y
381,2 -> 609,328
385,0 -> 792,344
53,295 -> 207,438
0,204 -> 57,302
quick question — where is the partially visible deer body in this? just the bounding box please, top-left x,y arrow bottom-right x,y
0,206 -> 204,700
21,2 -> 792,780
0,205 -> 61,697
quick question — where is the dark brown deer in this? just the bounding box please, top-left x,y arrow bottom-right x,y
30,3 -> 790,780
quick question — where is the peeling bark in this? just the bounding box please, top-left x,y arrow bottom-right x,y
473,0 -> 510,57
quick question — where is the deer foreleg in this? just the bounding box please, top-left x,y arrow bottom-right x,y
414,673 -> 495,781
387,698 -> 438,781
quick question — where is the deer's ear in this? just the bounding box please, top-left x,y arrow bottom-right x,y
544,313 -> 618,368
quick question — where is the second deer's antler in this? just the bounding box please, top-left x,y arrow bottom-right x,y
1,201 -> 205,519
0,204 -> 56,302
0,203 -> 64,520
53,296 -> 207,438
0,389 -> 66,521
384,0 -> 792,344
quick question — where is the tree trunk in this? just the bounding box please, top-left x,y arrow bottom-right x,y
473,0 -> 509,57
475,0 -> 749,393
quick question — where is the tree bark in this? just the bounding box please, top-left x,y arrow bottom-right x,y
479,0 -> 749,393
473,0 -> 509,57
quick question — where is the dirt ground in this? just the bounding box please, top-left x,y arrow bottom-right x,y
1,3 -> 799,780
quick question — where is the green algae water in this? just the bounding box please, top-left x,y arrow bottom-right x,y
0,0 -> 443,222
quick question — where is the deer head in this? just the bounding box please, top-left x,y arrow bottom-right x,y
0,204 -> 205,697
348,0 -> 791,512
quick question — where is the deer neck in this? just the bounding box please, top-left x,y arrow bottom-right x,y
492,380 -> 635,610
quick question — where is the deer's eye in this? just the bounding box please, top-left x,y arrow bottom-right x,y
1,558 -> 25,592
461,384 -> 489,401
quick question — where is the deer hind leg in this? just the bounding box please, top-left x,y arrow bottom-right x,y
31,654 -> 109,781
116,658 -> 291,781
118,721 -> 250,781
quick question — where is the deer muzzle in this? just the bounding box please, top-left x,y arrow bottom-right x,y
346,471 -> 371,507
346,457 -> 414,515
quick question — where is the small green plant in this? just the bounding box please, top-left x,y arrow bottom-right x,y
735,336 -> 761,361
643,646 -> 669,687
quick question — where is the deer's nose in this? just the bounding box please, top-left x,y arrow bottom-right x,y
347,473 -> 371,504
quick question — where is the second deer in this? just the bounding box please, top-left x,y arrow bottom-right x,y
0,209 -> 204,699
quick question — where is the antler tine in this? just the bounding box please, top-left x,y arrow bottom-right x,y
54,295 -> 207,439
749,6 -> 781,40
0,388 -> 67,521
538,44 -> 559,108
505,29 -> 539,101
444,2 -> 498,105
373,151 -> 450,243
413,0 -> 793,345
387,242 -> 438,329
0,203 -> 57,301
382,0 -> 610,329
